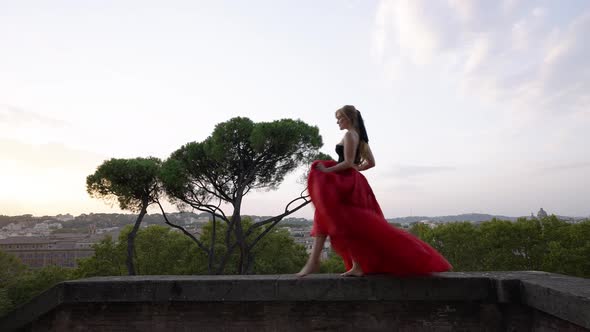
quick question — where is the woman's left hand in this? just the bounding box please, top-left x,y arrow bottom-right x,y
315,163 -> 328,173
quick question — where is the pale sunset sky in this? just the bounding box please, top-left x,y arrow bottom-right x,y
1,0 -> 589,219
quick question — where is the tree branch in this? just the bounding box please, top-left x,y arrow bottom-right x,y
246,195 -> 311,250
157,201 -> 210,254
177,196 -> 229,223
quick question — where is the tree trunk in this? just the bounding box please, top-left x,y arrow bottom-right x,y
230,196 -> 249,275
239,244 -> 249,275
245,251 -> 255,274
215,200 -> 243,275
234,215 -> 248,274
126,203 -> 148,275
208,213 -> 216,274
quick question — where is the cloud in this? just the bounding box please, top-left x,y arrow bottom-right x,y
0,138 -> 109,215
0,104 -> 68,127
464,34 -> 490,73
502,0 -> 520,14
537,162 -> 590,174
373,0 -> 462,66
373,1 -> 590,117
385,164 -> 456,178
0,138 -> 104,170
345,0 -> 362,9
448,0 -> 475,22
0,104 -> 75,146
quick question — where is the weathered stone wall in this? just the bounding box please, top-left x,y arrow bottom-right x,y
2,272 -> 589,332
30,302 -> 511,331
27,302 -> 586,332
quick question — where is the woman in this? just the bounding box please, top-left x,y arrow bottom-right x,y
297,105 -> 452,277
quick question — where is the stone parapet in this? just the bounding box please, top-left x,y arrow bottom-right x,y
1,271 -> 589,331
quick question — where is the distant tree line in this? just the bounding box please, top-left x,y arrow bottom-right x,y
74,220 -> 308,277
0,220 -> 308,317
409,216 -> 590,277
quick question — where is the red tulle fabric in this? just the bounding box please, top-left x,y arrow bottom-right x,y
309,160 -> 452,276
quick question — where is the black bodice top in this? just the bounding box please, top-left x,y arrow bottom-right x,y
336,144 -> 361,164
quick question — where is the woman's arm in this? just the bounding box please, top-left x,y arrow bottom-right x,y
356,144 -> 375,171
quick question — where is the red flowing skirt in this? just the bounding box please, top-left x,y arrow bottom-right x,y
309,160 -> 452,276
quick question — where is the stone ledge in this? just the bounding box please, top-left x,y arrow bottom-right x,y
519,272 -> 590,329
1,271 -> 589,331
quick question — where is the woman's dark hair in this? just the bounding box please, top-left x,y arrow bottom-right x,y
336,105 -> 370,164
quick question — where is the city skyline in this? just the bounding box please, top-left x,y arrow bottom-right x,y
0,208 -> 576,220
1,1 -> 589,219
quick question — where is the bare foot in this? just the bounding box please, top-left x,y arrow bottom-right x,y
296,261 -> 320,277
340,267 -> 364,277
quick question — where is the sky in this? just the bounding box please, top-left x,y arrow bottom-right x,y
1,0 -> 589,219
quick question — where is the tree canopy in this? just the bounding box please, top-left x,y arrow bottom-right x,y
160,117 -> 323,274
161,117 -> 322,208
86,157 -> 163,275
409,216 -> 590,277
86,157 -> 162,212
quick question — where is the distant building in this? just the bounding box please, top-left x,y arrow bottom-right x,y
196,216 -> 210,223
0,236 -> 95,268
185,216 -> 210,224
48,223 -> 63,230
418,220 -> 437,228
55,214 -> 75,222
89,224 -> 97,235
4,223 -> 23,231
537,208 -> 548,219
281,225 -> 330,260
33,223 -> 49,231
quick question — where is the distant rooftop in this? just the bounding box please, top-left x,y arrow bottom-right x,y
0,237 -> 56,245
